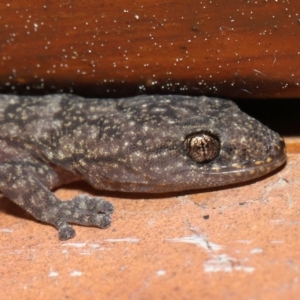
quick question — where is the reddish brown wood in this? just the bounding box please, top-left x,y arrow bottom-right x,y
0,0 -> 299,98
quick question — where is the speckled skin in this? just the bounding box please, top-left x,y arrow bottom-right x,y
0,94 -> 286,240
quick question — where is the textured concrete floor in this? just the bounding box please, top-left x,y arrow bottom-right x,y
0,138 -> 299,299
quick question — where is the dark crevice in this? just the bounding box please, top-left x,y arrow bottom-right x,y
234,99 -> 300,136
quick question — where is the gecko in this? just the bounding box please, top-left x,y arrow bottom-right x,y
0,94 -> 286,240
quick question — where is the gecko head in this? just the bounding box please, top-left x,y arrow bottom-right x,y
157,95 -> 286,191
98,95 -> 286,193
180,126 -> 286,189
114,96 -> 286,192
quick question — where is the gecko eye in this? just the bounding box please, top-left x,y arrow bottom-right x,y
184,132 -> 220,163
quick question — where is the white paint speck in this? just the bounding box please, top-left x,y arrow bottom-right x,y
167,235 -> 222,252
70,270 -> 82,277
204,254 -> 255,273
49,271 -> 59,277
61,249 -> 68,255
157,270 -> 166,276
250,248 -> 263,254
0,228 -> 14,233
61,242 -> 87,248
89,243 -> 101,248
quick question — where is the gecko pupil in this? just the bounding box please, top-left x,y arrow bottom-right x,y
184,132 -> 220,163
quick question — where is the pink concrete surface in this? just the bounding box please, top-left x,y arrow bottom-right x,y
0,141 -> 299,299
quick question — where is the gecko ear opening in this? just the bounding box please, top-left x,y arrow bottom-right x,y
184,132 -> 220,163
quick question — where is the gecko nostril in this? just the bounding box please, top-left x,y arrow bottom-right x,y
279,139 -> 286,153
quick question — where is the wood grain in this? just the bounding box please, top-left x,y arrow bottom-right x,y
0,0 -> 299,98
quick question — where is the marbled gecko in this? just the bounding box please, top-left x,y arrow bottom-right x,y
0,94 -> 286,240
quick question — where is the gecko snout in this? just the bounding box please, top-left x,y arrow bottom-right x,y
265,136 -> 286,169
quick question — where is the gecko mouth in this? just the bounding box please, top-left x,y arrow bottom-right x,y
210,138 -> 286,179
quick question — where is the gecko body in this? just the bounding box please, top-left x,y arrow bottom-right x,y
0,94 -> 286,239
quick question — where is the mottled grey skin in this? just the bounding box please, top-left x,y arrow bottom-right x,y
0,94 -> 286,240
